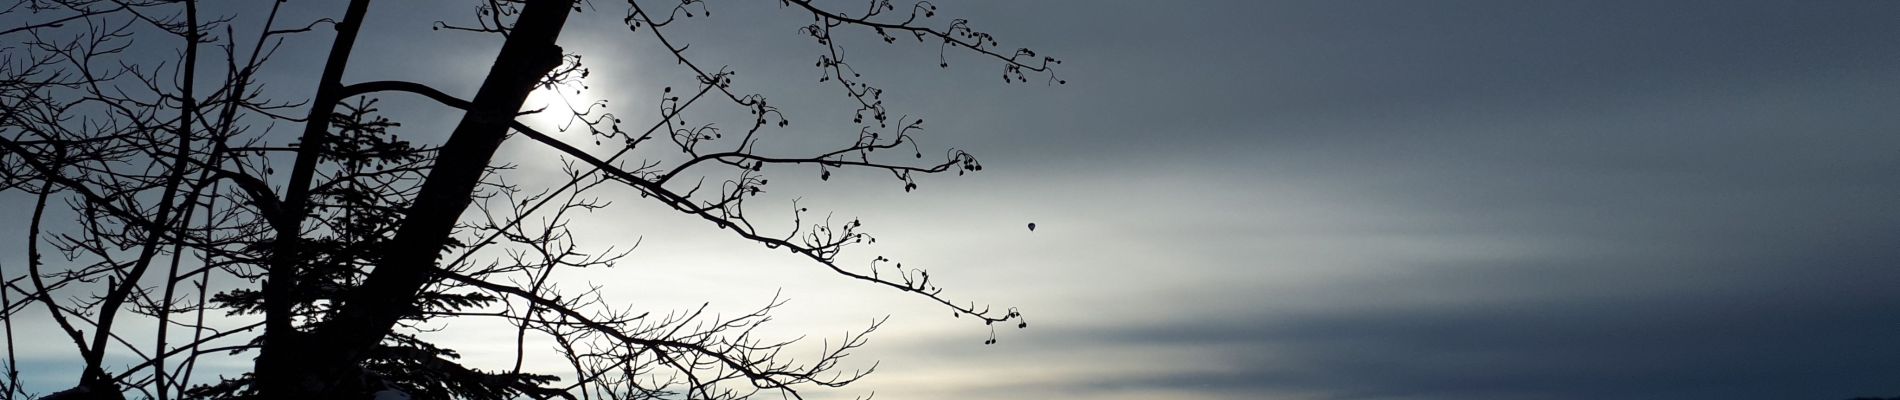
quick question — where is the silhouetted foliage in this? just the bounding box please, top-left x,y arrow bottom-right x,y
0,0 -> 1058,398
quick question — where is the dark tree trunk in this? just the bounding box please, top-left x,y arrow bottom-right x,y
262,1 -> 574,398
254,0 -> 375,396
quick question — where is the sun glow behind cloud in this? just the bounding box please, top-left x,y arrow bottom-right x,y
518,83 -> 593,134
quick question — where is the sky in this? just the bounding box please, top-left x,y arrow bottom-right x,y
6,1 -> 1900,399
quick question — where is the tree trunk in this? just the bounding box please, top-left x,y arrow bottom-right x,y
254,0 -> 374,396
266,1 -> 574,398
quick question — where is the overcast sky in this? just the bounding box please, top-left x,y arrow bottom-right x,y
7,1 -> 1900,399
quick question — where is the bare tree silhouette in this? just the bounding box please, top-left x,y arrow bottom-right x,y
0,0 -> 1059,398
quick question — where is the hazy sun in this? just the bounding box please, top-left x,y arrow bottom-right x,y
519,84 -> 588,133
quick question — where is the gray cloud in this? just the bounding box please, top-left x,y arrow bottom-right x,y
8,1 -> 1900,399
